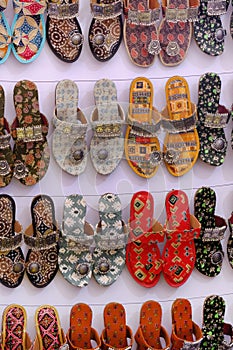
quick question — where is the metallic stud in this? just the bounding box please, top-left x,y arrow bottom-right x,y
211,251 -> 223,265
94,33 -> 105,46
72,149 -> 84,162
166,41 -> 180,57
77,263 -> 89,275
13,262 -> 24,273
148,40 -> 161,55
0,160 -> 10,176
71,33 -> 83,46
150,151 -> 161,165
98,149 -> 108,160
215,28 -> 226,42
211,137 -> 226,152
99,261 -> 109,273
28,262 -> 40,274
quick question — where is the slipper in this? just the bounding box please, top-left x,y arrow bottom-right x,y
92,193 -> 128,286
123,0 -> 161,67
90,79 -> 125,175
88,0 -> 123,61
201,295 -> 225,350
11,80 -> 50,186
58,194 -> 94,288
1,304 -> 32,349
101,302 -> 134,350
0,194 -> 25,288
162,189 -> 201,287
126,191 -> 164,288
0,0 -> 11,64
194,187 -> 227,277
158,0 -> 198,66
11,0 -> 46,63
24,195 -> 59,288
0,85 -> 14,187
124,77 -> 162,178
193,0 -> 228,56
171,298 -> 203,350
161,76 -> 199,177
135,300 -> 170,350
52,80 -> 88,176
33,305 -> 67,350
46,0 -> 83,62
67,303 -> 101,350
197,72 -> 229,166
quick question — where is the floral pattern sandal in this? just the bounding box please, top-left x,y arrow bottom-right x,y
0,0 -> 11,64
194,187 -> 227,277
11,80 -> 50,186
197,72 -> 229,166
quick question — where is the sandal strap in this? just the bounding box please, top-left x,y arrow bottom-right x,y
24,229 -> 59,250
124,7 -> 160,25
92,120 -> 123,138
14,124 -> 46,143
67,327 -> 101,350
48,0 -> 79,19
13,0 -> 46,15
207,0 -> 227,15
128,118 -> 161,137
95,230 -> 127,250
201,216 -> 227,241
101,325 -> 133,350
61,232 -> 94,250
135,325 -> 170,350
90,0 -> 122,19
203,111 -> 229,129
165,215 -> 201,241
162,106 -> 197,133
171,321 -> 203,349
162,6 -> 198,22
0,133 -> 11,149
0,232 -> 23,251
53,114 -> 88,137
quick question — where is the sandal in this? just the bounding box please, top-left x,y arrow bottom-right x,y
46,0 -> 83,62
126,191 -> 164,288
194,187 -> 227,277
52,80 -> 88,176
123,0 -> 161,67
11,0 -> 46,63
0,85 -> 14,187
90,79 -> 125,175
0,0 -> 11,64
0,194 -> 25,288
171,298 -> 203,350
135,300 -> 170,350
124,77 -> 162,178
11,80 -> 50,186
92,193 -> 128,286
101,302 -> 134,350
161,76 -> 199,177
1,304 -> 32,349
88,0 -> 123,61
197,72 -> 229,166
67,303 -> 101,350
24,195 -> 60,288
162,189 -> 201,287
58,194 -> 94,287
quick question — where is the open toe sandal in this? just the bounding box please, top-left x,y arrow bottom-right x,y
24,195 -> 59,288
126,191 -> 164,288
1,304 -> 32,349
171,298 -> 203,350
52,79 -> 88,176
124,77 -> 162,178
88,0 -> 123,61
0,0 -> 11,64
101,302 -> 134,350
11,80 -> 50,186
67,303 -> 101,350
194,187 -> 227,277
162,189 -> 201,287
162,76 -> 199,177
135,300 -> 170,350
0,194 -> 25,288
123,0 -> 161,67
197,72 -> 229,166
93,193 -> 128,286
90,79 -> 125,175
58,194 -> 94,288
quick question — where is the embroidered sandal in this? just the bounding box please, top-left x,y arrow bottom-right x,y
124,77 -> 162,178
92,193 -> 128,286
24,195 -> 59,288
90,79 -> 125,175
162,189 -> 201,287
135,300 -> 170,350
162,76 -> 199,177
0,194 -> 25,288
171,298 -> 203,350
126,191 -> 164,288
123,0 -> 161,67
11,0 -> 46,63
88,0 -> 123,61
58,194 -> 94,288
46,0 -> 83,62
197,72 -> 229,166
194,187 -> 227,277
0,0 -> 11,64
52,79 -> 88,176
101,302 -> 134,350
11,80 -> 50,186
67,303 -> 101,350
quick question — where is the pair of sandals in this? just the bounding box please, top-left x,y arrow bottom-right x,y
0,80 -> 50,188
